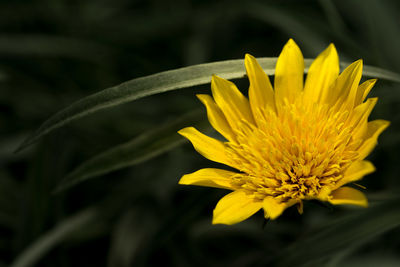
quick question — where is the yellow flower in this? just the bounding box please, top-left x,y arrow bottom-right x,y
178,39 -> 389,225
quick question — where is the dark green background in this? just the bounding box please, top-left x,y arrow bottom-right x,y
2,0 -> 400,266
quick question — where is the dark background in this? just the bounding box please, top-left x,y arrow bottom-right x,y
2,0 -> 400,266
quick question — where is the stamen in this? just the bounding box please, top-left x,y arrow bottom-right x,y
226,101 -> 360,201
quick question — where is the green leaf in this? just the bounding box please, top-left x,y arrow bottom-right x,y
10,208 -> 97,267
17,58 -> 400,152
357,64 -> 400,82
107,208 -> 157,267
53,110 -> 207,193
337,254 -> 400,267
267,198 -> 400,267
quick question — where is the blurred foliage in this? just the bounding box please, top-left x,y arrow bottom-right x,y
2,0 -> 400,266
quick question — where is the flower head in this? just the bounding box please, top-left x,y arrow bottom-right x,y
178,39 -> 389,225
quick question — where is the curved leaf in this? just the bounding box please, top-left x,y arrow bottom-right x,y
10,208 -> 97,267
17,58 -> 400,152
265,198 -> 400,267
53,110 -> 208,193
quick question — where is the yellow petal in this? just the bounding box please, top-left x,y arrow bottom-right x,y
346,97 -> 377,140
317,186 -> 333,201
197,94 -> 234,141
263,197 -> 296,220
245,54 -> 276,118
178,127 -> 230,166
179,168 -> 236,190
358,119 -> 390,160
329,187 -> 368,207
274,39 -> 304,107
211,75 -> 255,129
335,160 -> 375,189
212,191 -> 262,225
349,98 -> 377,126
354,79 -> 377,106
297,201 -> 304,214
303,43 -> 339,104
324,60 -> 363,109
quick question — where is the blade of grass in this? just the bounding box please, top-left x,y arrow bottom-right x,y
266,198 -> 400,267
107,208 -> 157,267
53,110 -> 208,193
357,64 -> 400,82
17,58 -> 400,152
10,208 -> 97,267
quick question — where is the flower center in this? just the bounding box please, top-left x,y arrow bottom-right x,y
226,101 -> 360,202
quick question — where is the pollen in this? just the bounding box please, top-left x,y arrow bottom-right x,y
226,101 -> 359,203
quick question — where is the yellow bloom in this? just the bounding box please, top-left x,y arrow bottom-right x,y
178,39 -> 389,225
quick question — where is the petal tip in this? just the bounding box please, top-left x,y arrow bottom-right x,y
178,175 -> 188,185
244,53 -> 257,66
211,219 -> 224,225
211,74 -> 226,85
369,97 -> 379,104
381,120 -> 391,129
210,75 -> 219,89
343,59 -> 363,75
177,127 -> 193,136
370,163 -> 377,173
365,78 -> 378,87
244,53 -> 257,62
355,59 -> 363,67
286,38 -> 296,45
326,43 -> 338,55
284,39 -> 301,51
245,53 -> 254,59
196,94 -> 208,101
211,74 -> 221,83
212,212 -> 232,225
